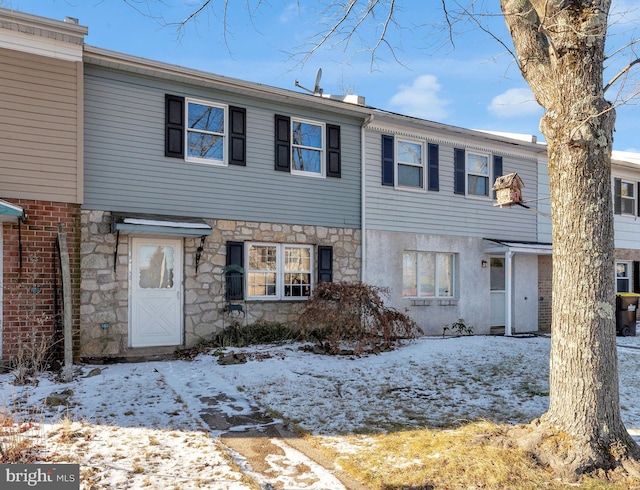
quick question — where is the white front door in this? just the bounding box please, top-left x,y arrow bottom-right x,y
490,256 -> 506,327
130,237 -> 183,347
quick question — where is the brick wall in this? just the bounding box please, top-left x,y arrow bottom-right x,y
2,199 -> 80,363
538,255 -> 552,331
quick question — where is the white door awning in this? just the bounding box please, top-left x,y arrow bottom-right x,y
483,239 -> 552,255
111,213 -> 212,237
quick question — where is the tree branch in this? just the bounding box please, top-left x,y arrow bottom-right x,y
604,58 -> 640,93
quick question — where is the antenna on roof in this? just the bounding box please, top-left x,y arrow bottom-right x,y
294,68 -> 323,95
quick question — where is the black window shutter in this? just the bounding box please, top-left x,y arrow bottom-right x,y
614,178 -> 622,215
634,261 -> 640,293
637,182 -> 640,217
229,106 -> 246,166
381,135 -> 394,186
226,241 -> 244,300
274,114 -> 291,172
165,94 -> 185,158
318,246 -> 333,283
326,124 -> 341,178
427,143 -> 439,191
492,155 -> 503,199
454,148 -> 466,195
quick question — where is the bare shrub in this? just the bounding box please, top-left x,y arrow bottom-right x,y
296,281 -> 421,355
12,331 -> 56,386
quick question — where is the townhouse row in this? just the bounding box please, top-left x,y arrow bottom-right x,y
0,8 -> 637,362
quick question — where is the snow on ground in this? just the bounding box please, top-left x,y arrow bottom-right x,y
2,334 -> 640,489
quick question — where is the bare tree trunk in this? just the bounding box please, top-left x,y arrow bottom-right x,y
501,0 -> 640,476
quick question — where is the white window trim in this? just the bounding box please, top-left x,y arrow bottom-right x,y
466,150 -> 491,198
246,242 -> 314,300
403,251 -> 456,299
395,137 -> 425,190
185,98 -> 228,166
616,261 -> 632,293
290,117 -> 325,178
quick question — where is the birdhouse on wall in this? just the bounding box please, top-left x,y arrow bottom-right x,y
492,172 -> 524,207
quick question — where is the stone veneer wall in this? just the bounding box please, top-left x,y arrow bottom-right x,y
80,210 -> 361,359
2,200 -> 81,363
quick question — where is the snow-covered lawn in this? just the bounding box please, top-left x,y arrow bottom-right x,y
2,334 -> 639,489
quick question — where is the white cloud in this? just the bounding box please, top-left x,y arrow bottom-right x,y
388,75 -> 450,121
488,88 -> 542,118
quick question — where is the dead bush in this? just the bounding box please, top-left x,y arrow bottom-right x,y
296,281 -> 421,355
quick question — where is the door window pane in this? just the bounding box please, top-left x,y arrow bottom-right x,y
138,245 -> 175,289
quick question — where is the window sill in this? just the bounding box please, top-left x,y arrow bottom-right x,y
407,298 -> 458,307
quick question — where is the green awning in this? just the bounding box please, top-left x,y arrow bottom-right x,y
0,199 -> 25,222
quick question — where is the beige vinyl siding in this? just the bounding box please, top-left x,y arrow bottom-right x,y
365,129 -> 539,241
0,48 -> 82,203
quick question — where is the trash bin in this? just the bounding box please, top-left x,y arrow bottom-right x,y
615,293 -> 639,336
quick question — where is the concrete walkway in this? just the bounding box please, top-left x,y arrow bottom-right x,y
197,391 -> 370,490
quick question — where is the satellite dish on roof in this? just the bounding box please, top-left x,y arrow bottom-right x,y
294,68 -> 324,95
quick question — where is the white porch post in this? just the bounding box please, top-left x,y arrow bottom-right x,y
505,250 -> 514,336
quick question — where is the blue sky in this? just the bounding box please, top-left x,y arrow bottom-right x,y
6,0 -> 640,151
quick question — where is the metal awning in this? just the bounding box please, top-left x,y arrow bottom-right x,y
111,213 -> 212,236
483,239 -> 552,255
0,199 -> 25,222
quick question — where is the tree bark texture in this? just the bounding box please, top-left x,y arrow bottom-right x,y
501,0 -> 639,475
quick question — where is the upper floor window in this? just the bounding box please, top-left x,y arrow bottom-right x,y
397,139 -> 425,188
292,118 -> 324,175
402,251 -> 455,298
381,134 -> 439,190
614,178 -> 636,216
467,152 -> 490,196
165,94 -> 246,166
247,243 -> 313,300
275,114 -> 341,178
616,261 -> 631,293
454,148 -> 502,198
187,99 -> 226,164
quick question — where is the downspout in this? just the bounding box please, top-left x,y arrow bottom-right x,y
361,114 -> 374,282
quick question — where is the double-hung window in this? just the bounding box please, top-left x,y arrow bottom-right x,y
397,139 -> 425,188
381,135 -> 439,190
616,261 -> 631,293
614,178 -> 636,216
402,251 -> 455,298
165,94 -> 246,166
453,148 -> 502,197
274,114 -> 341,178
247,243 -> 313,300
291,118 -> 324,176
467,151 -> 490,196
186,99 -> 227,165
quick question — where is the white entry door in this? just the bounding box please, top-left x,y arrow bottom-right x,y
490,256 -> 506,327
130,237 -> 183,347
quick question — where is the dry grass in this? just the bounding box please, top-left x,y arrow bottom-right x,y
307,420 -> 640,490
0,402 -> 43,463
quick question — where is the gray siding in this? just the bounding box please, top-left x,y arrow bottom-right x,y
83,65 -> 362,228
365,129 -> 539,241
0,48 -> 82,203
